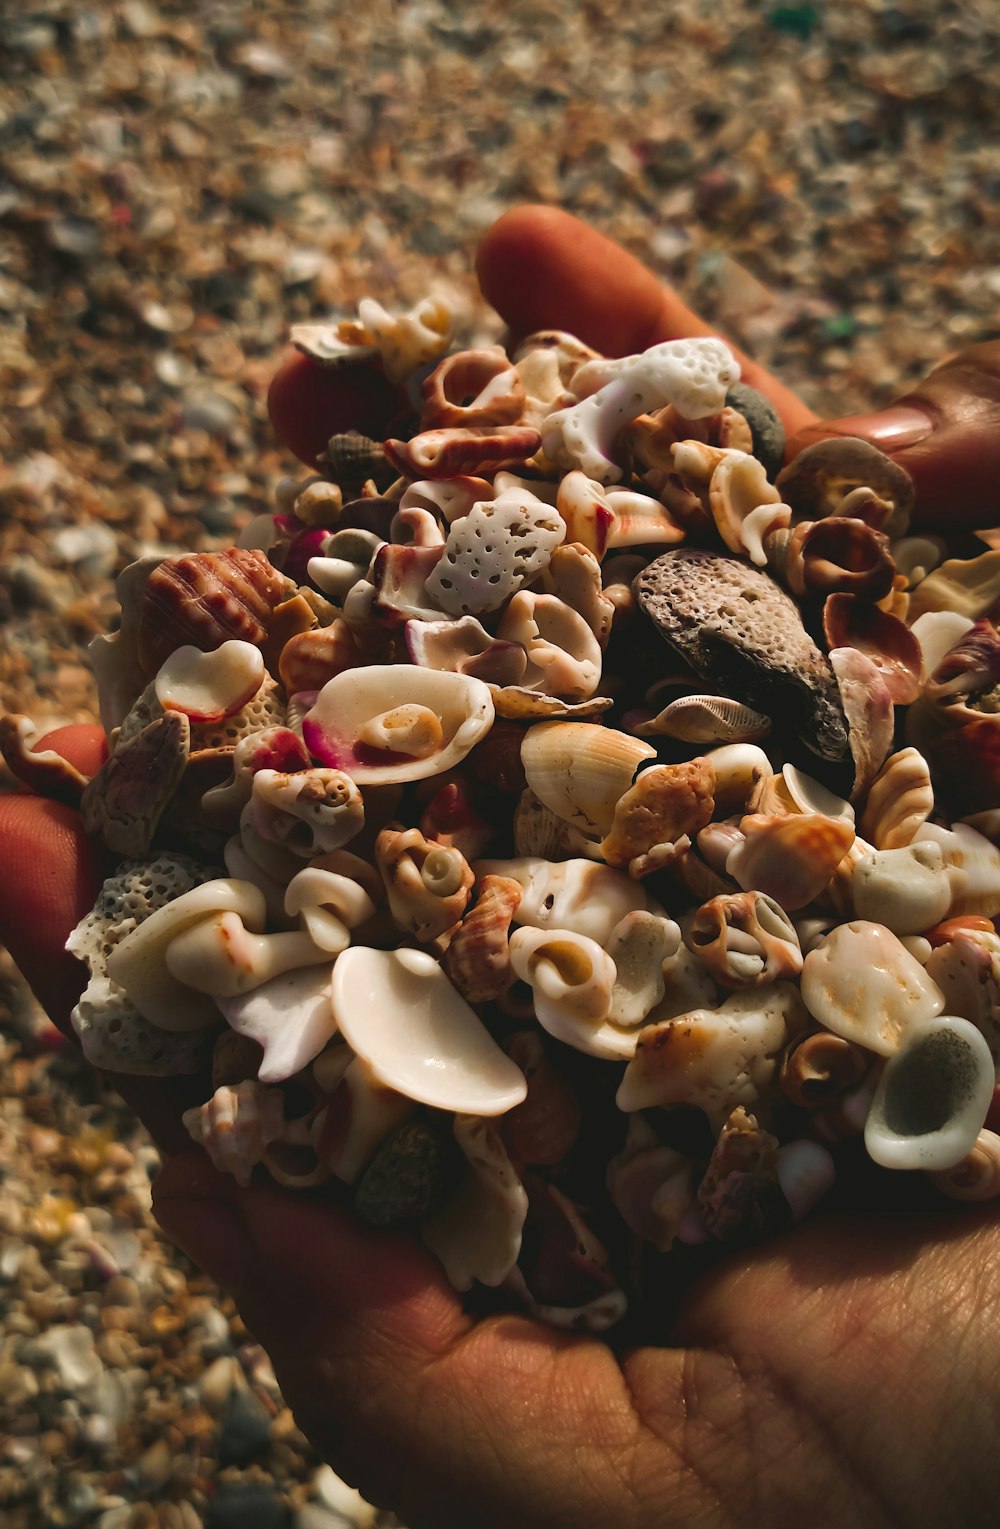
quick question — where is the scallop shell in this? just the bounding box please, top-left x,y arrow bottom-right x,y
521,721 -> 655,836
443,874 -> 523,1004
136,549 -> 287,675
858,747 -> 934,850
726,812 -> 856,911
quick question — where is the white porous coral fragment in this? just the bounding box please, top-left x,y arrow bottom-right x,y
425,490 -> 565,617
541,337 -> 740,484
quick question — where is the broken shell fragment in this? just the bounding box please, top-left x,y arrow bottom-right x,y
926,1129 -> 1000,1201
850,841 -> 954,936
864,1016 -> 995,1171
246,767 -> 364,856
425,490 -> 565,617
606,911 -> 680,1027
443,874 -> 523,1004
688,892 -> 803,989
822,595 -> 922,705
0,713 -> 91,806
600,757 -> 717,876
779,1030 -> 871,1109
421,1116 -> 528,1291
858,747 -> 934,850
217,965 -> 337,1083
775,437 -> 914,539
81,711 -> 190,859
496,592 -> 603,700
154,641 -> 266,724
182,1081 -> 286,1189
331,946 -> 527,1114
800,920 -> 945,1054
509,926 -> 627,1058
477,856 -> 652,946
421,347 -> 525,430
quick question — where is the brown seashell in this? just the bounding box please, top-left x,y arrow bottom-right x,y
635,693 -> 771,745
785,517 -> 896,602
500,1031 -> 582,1169
727,812 -> 856,911
775,437 -> 914,538
279,618 -> 364,695
81,710 -> 190,857
260,594 -> 318,681
927,1129 -> 1000,1201
212,1028 -> 266,1089
697,1107 -> 786,1244
822,594 -> 922,704
375,823 -> 474,942
0,713 -> 91,806
858,747 -> 934,850
421,347 -> 525,430
600,758 -> 716,876
829,646 -> 894,802
137,549 -> 287,675
688,891 -> 803,989
443,873 -> 523,1003
489,687 -> 613,722
318,433 -> 394,487
384,424 -> 541,480
293,479 -> 344,527
779,1030 -> 870,1109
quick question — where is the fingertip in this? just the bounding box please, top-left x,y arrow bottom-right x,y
35,723 -> 108,777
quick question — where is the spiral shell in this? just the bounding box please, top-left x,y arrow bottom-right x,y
376,823 -> 474,942
927,1129 -> 1000,1201
137,549 -> 287,675
443,873 -> 522,1004
182,1081 -> 285,1189
779,1030 -> 871,1109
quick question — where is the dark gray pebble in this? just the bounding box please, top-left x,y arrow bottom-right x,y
725,382 -> 786,480
354,1118 -> 457,1228
218,1383 -> 273,1467
205,1482 -> 292,1529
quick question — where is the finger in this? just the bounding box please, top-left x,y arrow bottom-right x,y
476,204 -> 817,437
786,340 -> 1000,532
34,722 -> 108,777
267,352 -> 407,469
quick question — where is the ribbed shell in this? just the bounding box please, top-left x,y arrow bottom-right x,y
137,549 -> 287,674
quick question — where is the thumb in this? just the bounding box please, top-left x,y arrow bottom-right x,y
787,340 -> 1000,533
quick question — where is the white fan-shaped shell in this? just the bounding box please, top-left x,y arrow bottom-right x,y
330,947 -> 527,1114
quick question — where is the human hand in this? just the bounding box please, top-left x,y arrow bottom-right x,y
5,205 -> 1000,1528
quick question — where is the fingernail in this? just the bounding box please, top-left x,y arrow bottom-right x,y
825,405 -> 933,450
155,1196 -> 252,1293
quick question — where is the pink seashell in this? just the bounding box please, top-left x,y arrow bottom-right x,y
420,347 -> 525,430
555,471 -> 616,557
137,549 -> 287,675
727,812 -> 856,911
444,873 -> 523,1003
371,540 -> 446,623
829,646 -> 895,801
420,779 -> 495,861
384,424 -> 541,480
822,594 -> 922,704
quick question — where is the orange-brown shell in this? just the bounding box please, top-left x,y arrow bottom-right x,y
600,758 -> 716,874
727,812 -> 856,910
499,1030 -> 581,1169
137,549 -> 287,674
779,1029 -> 870,1109
421,348 -> 525,430
279,619 -> 364,695
443,873 -> 522,1004
785,517 -> 896,602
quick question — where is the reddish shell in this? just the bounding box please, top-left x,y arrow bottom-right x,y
786,517 -> 896,602
925,711 -> 1000,815
500,1031 -> 582,1169
443,873 -> 522,1004
728,812 -> 856,910
267,352 -> 405,468
823,593 -> 923,704
421,349 -> 525,430
384,424 -> 541,480
279,619 -> 364,696
137,550 -> 287,675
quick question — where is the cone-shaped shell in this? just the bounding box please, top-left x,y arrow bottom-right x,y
521,721 -> 655,835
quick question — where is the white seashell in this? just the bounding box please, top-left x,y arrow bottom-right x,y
509,926 -> 628,1058
780,764 -> 855,823
182,1081 -> 286,1188
606,911 -> 681,1027
330,946 -> 527,1114
290,321 -> 378,368
154,641 -> 264,724
617,983 -> 806,1132
858,746 -> 933,850
217,965 -> 336,1084
850,841 -> 954,936
603,487 -> 686,550
405,614 -> 527,687
283,866 -> 376,953
375,824 -> 473,941
707,450 -> 783,557
356,294 -> 454,383
864,1016 -> 995,1170
495,592 -> 602,699
512,788 -> 598,860
425,490 -> 565,617
246,767 -> 365,857
687,892 -> 803,988
520,722 -> 654,834
302,665 -> 494,784
421,1116 -> 528,1291
800,920 -> 945,1055
371,541 -> 446,622
164,911 -> 333,997
106,879 -> 266,1031
740,500 -> 792,567
541,542 -> 615,648
912,820 -> 1000,919
635,694 -> 771,744
540,337 -> 740,484
555,471 -> 616,557
775,1140 -> 836,1220
908,610 -> 975,678
646,942 -> 720,1021
307,528 -> 383,602
317,1056 -> 415,1185
476,856 -> 653,945
702,742 -> 772,814
829,645 -> 894,801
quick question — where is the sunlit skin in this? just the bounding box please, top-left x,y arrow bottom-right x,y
4,206 -> 1000,1528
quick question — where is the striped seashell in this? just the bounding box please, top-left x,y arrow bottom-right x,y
421,348 -> 525,430
513,788 -> 596,860
444,874 -> 523,1004
278,618 -> 364,696
696,1106 -> 784,1245
136,549 -> 287,676
318,432 -> 392,486
384,424 -> 541,481
81,710 -> 190,858
727,812 -> 856,912
499,1030 -> 582,1169
858,747 -> 934,850
635,694 -> 771,745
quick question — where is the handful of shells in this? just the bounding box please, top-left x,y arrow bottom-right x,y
11,293 -> 1000,1332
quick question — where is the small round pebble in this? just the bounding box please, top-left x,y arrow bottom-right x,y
725,382 -> 786,479
353,1119 -> 457,1228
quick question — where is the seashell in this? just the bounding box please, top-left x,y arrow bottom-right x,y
421,347 -> 525,430
850,841 -> 954,936
606,1117 -> 696,1252
283,864 -> 377,953
356,294 -> 454,383
182,1081 -> 286,1189
425,489 -> 565,617
307,527 -> 383,603
542,543 -> 615,648
913,820 -> 1000,919
260,593 -> 319,680
302,665 -> 494,785
405,614 -> 527,687
245,767 -> 364,858
514,1176 -> 622,1319
829,646 -> 894,801
330,946 -> 527,1114
555,471 -> 616,556
603,487 -> 687,551
81,710 -> 190,859
398,474 -> 495,525
858,746 -> 933,850
634,694 -> 771,745
891,535 -> 947,588
317,433 -> 392,487
315,1055 -> 415,1185
354,1118 -> 459,1227
606,910 -> 681,1027
707,450 -> 784,558
421,1115 -> 528,1291
822,594 -> 922,704
89,556 -> 163,731
783,517 -> 896,601
541,337 -> 739,484
775,437 -> 914,538
477,855 -> 652,945
368,541 -> 446,624
696,1107 -> 786,1245
488,686 -> 613,721
496,592 -> 603,700
726,812 -> 856,911
512,787 -> 596,860
800,919 -> 945,1054
774,1139 -> 836,1221
375,823 -> 473,941
521,721 -> 655,835
443,873 -> 522,1003
779,1030 -> 870,1109
864,1015 -> 995,1170
500,1031 -> 582,1169
163,907 -> 335,998
0,713 -> 90,806
508,926 -> 626,1057
384,424 -> 541,481
747,761 -> 854,824
186,671 -> 287,756
512,328 -> 601,387
200,727 -> 311,831
909,610 -> 976,678
600,757 -> 717,877
907,548 -> 1000,622
704,742 -> 773,815
926,1129 -> 1000,1201
278,618 -> 365,695
648,941 -> 721,1022
216,964 -> 337,1083
154,640 -> 265,725
388,504 -> 447,547
289,319 -> 379,368
688,892 -> 803,989
106,878 -> 265,1030
634,548 -> 849,762
136,549 -> 287,675
924,928 -> 1000,1058
617,983 -> 808,1131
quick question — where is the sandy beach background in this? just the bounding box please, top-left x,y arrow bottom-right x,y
1,2 -> 999,1524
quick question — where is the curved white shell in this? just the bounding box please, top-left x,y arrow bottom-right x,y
912,820 -> 1000,919
909,610 -> 975,677
246,768 -> 365,857
165,913 -> 333,997
476,856 -> 652,945
302,665 -> 494,784
421,1116 -> 528,1291
155,641 -> 264,724
217,964 -> 337,1084
330,947 -> 527,1114
703,743 -> 772,814
509,926 -> 629,1059
864,1016 -> 995,1171
800,920 -> 945,1055
182,1081 -> 285,1188
496,592 -> 602,700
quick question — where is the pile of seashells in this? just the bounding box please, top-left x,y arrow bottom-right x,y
8,292 -> 1000,1332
